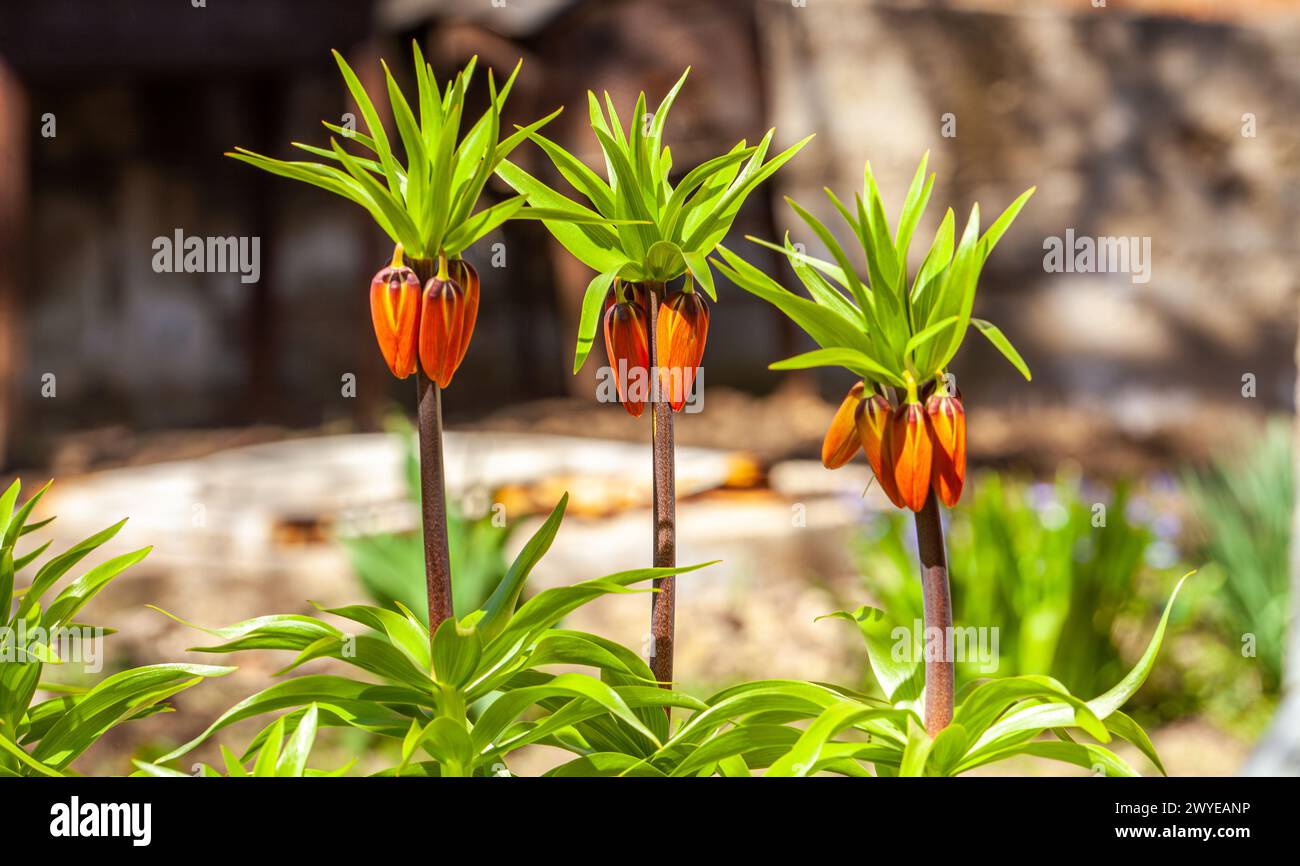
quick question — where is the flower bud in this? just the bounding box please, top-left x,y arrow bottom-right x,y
369,247 -> 421,379
418,259 -> 472,388
886,399 -> 933,512
655,288 -> 709,412
856,393 -> 904,508
926,385 -> 966,507
603,282 -> 650,417
822,383 -> 865,469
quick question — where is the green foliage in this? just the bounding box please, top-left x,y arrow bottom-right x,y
715,153 -> 1032,390
137,473 -> 1188,777
113,475 -> 1188,777
856,471 -> 1172,701
153,494 -> 716,777
133,704 -> 351,777
341,421 -> 507,620
0,479 -> 231,777
227,43 -> 584,260
576,577 -> 1187,777
495,68 -> 812,372
1182,420 -> 1292,693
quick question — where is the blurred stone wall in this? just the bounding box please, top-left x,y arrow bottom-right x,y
758,0 -> 1300,428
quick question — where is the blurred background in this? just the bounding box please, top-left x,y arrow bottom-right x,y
0,0 -> 1297,775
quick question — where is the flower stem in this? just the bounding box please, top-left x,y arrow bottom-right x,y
416,373 -> 454,628
411,257 -> 454,630
646,281 -> 676,692
913,490 -> 953,735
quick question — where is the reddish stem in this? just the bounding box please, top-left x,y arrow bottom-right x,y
411,257 -> 454,630
914,491 -> 954,735
646,281 -> 676,693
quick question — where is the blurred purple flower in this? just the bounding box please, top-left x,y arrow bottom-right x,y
1027,482 -> 1057,514
1125,495 -> 1154,526
1152,512 -> 1181,541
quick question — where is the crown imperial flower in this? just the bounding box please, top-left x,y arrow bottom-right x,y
370,245 -> 421,379
926,383 -> 966,507
603,281 -> 651,417
418,257 -> 477,388
656,287 -> 710,412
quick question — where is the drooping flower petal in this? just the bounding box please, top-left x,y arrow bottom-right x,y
655,289 -> 709,412
857,393 -> 904,508
603,284 -> 651,417
369,256 -> 421,379
887,400 -> 933,512
822,383 -> 865,469
926,388 -> 966,507
418,272 -> 466,388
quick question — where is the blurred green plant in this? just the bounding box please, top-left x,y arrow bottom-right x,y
344,510 -> 506,625
855,470 -> 1177,702
1182,420 -> 1292,694
341,420 -> 507,621
133,704 -> 352,777
0,479 -> 231,777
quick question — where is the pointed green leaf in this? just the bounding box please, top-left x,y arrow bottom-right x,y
970,318 -> 1032,381
572,271 -> 619,375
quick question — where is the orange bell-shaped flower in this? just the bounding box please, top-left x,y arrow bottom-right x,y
822,383 -> 865,469
655,287 -> 709,412
886,385 -> 933,512
926,381 -> 966,507
369,246 -> 421,379
603,281 -> 651,417
449,259 -> 480,372
418,257 -> 472,388
856,392 -> 904,509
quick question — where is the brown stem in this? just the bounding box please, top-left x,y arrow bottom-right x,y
411,257 -> 454,630
646,282 -> 676,691
416,374 -> 454,629
913,491 -> 953,735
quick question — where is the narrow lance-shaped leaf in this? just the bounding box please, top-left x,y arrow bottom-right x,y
771,348 -> 902,386
332,49 -> 402,199
971,318 -> 1032,381
572,270 -> 619,374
